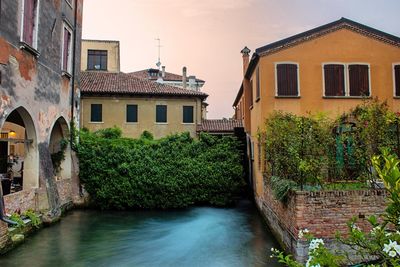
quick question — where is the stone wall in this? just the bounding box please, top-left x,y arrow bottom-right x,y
0,221 -> 8,249
257,181 -> 388,262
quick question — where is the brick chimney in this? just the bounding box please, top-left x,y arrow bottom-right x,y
240,46 -> 251,76
182,66 -> 187,89
162,66 -> 166,78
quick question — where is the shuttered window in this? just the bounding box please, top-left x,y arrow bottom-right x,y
156,105 -> 167,123
126,105 -> 138,123
87,50 -> 108,70
23,0 -> 38,47
324,64 -> 345,96
90,104 -> 102,122
249,80 -> 254,105
183,106 -> 194,123
62,26 -> 72,72
395,65 -> 400,97
276,63 -> 299,96
349,64 -> 370,97
255,67 -> 260,100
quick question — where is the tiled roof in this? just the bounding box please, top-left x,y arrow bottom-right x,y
80,71 -> 208,99
129,69 -> 205,83
197,119 -> 243,133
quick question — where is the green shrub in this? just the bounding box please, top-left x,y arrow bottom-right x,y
270,176 -> 297,201
77,130 -> 245,209
9,213 -> 24,228
22,210 -> 41,229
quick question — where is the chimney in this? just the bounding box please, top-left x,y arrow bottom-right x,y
182,66 -> 187,89
162,66 -> 166,78
240,46 -> 251,76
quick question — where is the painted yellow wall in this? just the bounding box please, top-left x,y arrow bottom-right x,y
249,28 -> 400,198
81,96 -> 203,139
80,40 -> 120,72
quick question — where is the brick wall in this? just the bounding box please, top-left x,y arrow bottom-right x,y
257,180 -> 388,262
0,221 -> 8,250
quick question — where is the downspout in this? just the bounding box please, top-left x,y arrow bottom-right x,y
70,0 -> 78,145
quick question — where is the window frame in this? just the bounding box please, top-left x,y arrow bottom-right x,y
255,67 -> 260,102
20,0 -> 40,51
182,105 -> 194,124
61,22 -> 73,75
274,62 -> 301,98
87,50 -> 108,71
126,104 -> 138,123
393,63 -> 400,98
90,104 -> 103,123
322,62 -> 371,98
155,105 -> 167,124
65,0 -> 73,8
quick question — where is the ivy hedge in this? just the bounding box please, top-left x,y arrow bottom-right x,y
76,129 -> 245,209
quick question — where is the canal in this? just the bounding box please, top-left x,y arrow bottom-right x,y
0,200 -> 281,267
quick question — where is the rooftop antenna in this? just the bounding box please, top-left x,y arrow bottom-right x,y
155,38 -> 162,70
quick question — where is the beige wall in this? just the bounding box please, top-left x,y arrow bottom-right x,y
81,40 -> 120,72
247,28 -> 400,199
81,96 -> 203,139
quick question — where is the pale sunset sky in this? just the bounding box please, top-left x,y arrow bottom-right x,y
82,0 -> 400,119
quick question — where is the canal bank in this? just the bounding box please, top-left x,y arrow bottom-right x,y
0,199 -> 281,267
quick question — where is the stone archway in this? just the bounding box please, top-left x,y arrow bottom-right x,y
1,106 -> 39,192
48,117 -> 71,180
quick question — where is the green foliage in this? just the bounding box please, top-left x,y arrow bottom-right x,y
270,176 -> 297,201
140,130 -> 154,140
51,139 -> 68,175
76,130 -> 245,209
22,210 -> 41,229
264,111 -> 334,189
94,127 -> 122,139
9,213 -> 24,228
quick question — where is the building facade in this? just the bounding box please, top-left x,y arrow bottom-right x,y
0,0 -> 84,235
81,39 -> 120,73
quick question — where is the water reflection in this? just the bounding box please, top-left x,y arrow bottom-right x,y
0,200 -> 281,267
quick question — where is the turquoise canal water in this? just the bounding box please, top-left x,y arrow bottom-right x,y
0,200 -> 281,267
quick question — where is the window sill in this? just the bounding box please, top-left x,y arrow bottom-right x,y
89,121 -> 104,124
155,122 -> 168,125
394,96 -> 400,99
182,123 -> 195,125
62,71 -> 72,79
125,122 -> 138,124
275,95 -> 301,99
19,42 -> 40,58
322,96 -> 371,99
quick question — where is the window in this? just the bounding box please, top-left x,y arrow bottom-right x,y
87,50 -> 107,71
62,24 -> 72,74
324,64 -> 345,96
90,104 -> 102,122
348,64 -> 370,96
394,64 -> 400,97
21,0 -> 39,49
183,106 -> 194,123
156,105 -> 167,123
126,105 -> 138,123
249,79 -> 253,106
276,63 -> 299,96
255,67 -> 260,101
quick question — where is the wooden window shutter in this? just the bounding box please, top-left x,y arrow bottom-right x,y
349,65 -> 369,96
63,28 -> 70,71
324,64 -> 345,96
395,65 -> 400,97
277,64 -> 298,96
23,0 -> 36,46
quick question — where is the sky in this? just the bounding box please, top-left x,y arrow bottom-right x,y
82,0 -> 400,119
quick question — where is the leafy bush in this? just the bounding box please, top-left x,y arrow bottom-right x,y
9,213 -> 24,228
22,210 -> 41,229
270,176 -> 297,201
77,130 -> 245,209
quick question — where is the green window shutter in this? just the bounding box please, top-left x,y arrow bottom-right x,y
126,105 -> 138,122
156,105 -> 167,123
183,106 -> 194,123
91,104 -> 102,122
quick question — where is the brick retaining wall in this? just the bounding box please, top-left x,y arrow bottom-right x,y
0,221 -> 8,250
257,180 -> 388,262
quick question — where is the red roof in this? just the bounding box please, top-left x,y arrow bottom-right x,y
129,69 -> 205,83
197,119 -> 243,133
80,71 -> 208,99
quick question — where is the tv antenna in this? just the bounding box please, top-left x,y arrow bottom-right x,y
155,38 -> 162,69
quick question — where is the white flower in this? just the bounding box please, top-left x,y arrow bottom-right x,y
309,238 -> 324,251
298,228 -> 310,239
305,257 -> 320,267
388,250 -> 397,257
351,223 -> 361,231
385,232 -> 392,237
383,240 -> 400,257
394,244 -> 400,255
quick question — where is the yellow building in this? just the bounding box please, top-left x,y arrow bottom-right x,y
233,18 -> 400,200
81,40 -> 120,72
80,71 -> 208,139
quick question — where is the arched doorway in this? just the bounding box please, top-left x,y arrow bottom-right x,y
49,117 -> 71,180
0,107 -> 38,195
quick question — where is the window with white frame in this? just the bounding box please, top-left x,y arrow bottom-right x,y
275,63 -> 299,97
394,64 -> 400,97
21,0 -> 39,49
323,63 -> 370,97
62,24 -> 73,74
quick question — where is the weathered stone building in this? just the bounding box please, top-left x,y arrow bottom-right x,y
0,0 -> 84,246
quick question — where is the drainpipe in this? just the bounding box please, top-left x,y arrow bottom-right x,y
70,0 -> 78,145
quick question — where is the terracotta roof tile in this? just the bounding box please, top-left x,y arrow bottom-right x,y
80,71 -> 208,99
129,69 -> 205,83
197,119 -> 243,133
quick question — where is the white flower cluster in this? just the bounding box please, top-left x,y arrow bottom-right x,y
305,256 -> 321,267
370,226 -> 381,236
383,240 -> 400,258
351,223 -> 361,232
309,238 -> 324,251
298,228 -> 310,239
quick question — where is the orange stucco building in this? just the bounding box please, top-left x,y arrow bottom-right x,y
234,18 -> 400,200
